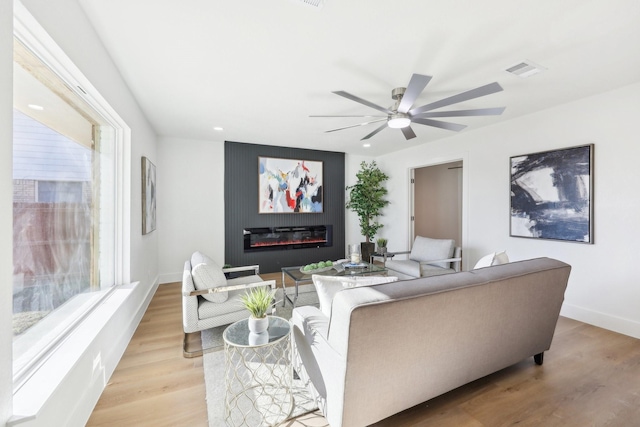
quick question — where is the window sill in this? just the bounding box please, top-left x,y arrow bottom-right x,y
9,281 -> 145,426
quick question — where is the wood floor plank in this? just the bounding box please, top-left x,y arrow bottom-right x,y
88,278 -> 640,427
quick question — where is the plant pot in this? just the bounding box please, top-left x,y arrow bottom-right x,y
360,242 -> 375,264
248,316 -> 269,334
378,246 -> 387,254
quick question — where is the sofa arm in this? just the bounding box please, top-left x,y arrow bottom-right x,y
222,264 -> 260,275
184,279 -> 276,297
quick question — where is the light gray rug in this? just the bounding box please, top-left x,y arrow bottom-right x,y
202,286 -> 319,426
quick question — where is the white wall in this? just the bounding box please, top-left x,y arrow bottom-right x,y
157,137 -> 225,283
156,139 -> 373,282
2,0 -> 160,425
1,0 -> 14,423
379,82 -> 640,339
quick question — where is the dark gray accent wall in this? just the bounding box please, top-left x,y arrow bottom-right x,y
225,141 -> 345,273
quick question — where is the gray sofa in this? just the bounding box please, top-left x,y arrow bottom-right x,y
291,257 -> 571,427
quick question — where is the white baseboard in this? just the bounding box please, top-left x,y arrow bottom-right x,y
561,303 -> 640,339
159,272 -> 181,284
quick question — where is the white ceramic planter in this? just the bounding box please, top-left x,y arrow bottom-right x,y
248,316 -> 269,334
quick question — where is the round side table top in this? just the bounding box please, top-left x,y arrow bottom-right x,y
223,316 -> 290,348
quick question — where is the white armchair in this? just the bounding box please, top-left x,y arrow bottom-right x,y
182,251 -> 276,357
385,236 -> 461,279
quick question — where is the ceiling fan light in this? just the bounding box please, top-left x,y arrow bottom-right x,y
388,117 -> 411,129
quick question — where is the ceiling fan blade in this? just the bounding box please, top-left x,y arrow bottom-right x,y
333,91 -> 393,114
361,122 -> 388,140
398,74 -> 432,113
324,118 -> 387,133
409,82 -> 504,116
310,115 -> 386,118
413,107 -> 506,118
412,117 -> 467,132
401,126 -> 417,140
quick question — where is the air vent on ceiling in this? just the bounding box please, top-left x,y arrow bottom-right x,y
505,60 -> 546,78
299,0 -> 324,6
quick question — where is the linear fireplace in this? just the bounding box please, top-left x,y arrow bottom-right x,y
244,225 -> 332,252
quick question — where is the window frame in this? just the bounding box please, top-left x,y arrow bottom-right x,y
12,1 -> 131,391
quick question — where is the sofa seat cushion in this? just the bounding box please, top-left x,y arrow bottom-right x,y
385,259 -> 421,278
420,264 -> 456,277
197,288 -> 248,319
312,274 -> 398,317
410,236 -> 455,269
191,251 -> 228,303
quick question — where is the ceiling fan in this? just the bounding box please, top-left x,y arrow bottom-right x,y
312,74 -> 505,140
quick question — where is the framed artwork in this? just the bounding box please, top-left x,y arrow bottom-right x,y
142,156 -> 157,234
258,156 -> 323,213
510,144 -> 593,243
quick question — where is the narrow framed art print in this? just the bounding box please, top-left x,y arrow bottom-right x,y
258,156 -> 323,213
510,144 -> 593,243
142,156 -> 157,234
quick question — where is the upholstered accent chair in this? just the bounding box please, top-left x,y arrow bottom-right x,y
385,236 -> 462,279
181,251 -> 276,357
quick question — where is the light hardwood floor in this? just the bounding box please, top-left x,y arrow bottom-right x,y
88,274 -> 640,426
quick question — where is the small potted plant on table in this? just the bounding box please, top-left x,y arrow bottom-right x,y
240,286 -> 276,334
376,237 -> 388,254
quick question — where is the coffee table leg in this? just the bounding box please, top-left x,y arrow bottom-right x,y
281,271 -> 287,307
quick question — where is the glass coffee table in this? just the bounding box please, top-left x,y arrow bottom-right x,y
281,261 -> 387,307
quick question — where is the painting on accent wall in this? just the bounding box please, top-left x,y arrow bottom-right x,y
142,156 -> 157,234
510,144 -> 593,243
259,156 -> 323,213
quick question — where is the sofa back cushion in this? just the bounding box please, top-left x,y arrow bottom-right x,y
409,236 -> 455,269
190,251 -> 228,303
312,274 -> 398,317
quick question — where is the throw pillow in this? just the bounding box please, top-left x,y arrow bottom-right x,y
409,236 -> 455,269
493,250 -> 509,265
473,252 -> 496,269
190,251 -> 228,303
473,250 -> 510,270
312,275 -> 398,317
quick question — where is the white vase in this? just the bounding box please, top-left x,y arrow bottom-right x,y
248,316 -> 269,334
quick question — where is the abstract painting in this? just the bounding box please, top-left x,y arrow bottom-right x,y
510,144 -> 593,243
142,156 -> 157,234
259,157 -> 323,213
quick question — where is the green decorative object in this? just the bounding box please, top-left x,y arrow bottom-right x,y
240,286 -> 276,319
346,161 -> 390,243
376,237 -> 388,254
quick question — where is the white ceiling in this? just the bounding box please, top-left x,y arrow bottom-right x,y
78,0 -> 640,156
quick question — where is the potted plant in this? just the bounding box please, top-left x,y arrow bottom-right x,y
240,286 -> 276,334
346,161 -> 390,263
376,237 -> 388,254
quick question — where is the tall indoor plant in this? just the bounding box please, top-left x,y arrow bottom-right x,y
346,161 -> 389,263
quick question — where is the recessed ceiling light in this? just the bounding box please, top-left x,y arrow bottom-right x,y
213,126 -> 224,131
28,104 -> 44,111
363,143 -> 371,148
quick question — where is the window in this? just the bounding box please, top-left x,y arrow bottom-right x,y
12,37 -> 126,389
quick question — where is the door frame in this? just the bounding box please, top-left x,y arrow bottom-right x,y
409,152 -> 469,270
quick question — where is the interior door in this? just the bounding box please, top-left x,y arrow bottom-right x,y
412,160 -> 463,246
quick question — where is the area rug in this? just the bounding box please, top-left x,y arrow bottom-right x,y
202,286 -> 319,426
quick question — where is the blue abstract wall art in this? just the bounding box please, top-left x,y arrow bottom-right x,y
510,144 -> 593,243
